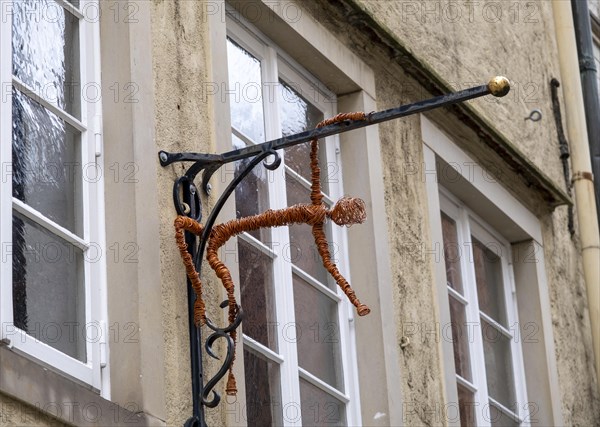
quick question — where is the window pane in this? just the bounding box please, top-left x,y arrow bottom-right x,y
12,213 -> 86,362
227,38 -> 265,143
441,212 -> 464,294
472,238 -> 508,326
243,348 -> 283,427
481,319 -> 516,408
448,296 -> 472,381
279,80 -> 329,193
13,89 -> 83,236
13,0 -> 81,117
286,174 -> 332,286
239,239 -> 277,351
293,274 -> 343,390
456,382 -> 476,427
233,134 -> 271,242
488,402 -> 519,427
299,378 -> 346,427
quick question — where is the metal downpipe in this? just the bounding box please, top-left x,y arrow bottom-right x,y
553,0 -> 600,390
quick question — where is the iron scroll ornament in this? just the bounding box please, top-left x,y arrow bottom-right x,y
159,76 -> 510,427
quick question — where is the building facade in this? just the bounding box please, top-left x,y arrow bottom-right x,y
1,0 -> 599,426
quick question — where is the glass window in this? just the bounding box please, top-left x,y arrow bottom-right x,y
1,0 -> 104,387
227,15 -> 356,426
440,193 -> 528,426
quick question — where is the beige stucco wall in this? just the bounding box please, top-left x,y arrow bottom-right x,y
0,393 -> 65,427
305,0 -> 600,425
150,0 -> 230,425
591,0 -> 600,20
353,0 -> 565,188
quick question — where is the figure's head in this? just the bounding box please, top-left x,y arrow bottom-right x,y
329,197 -> 367,226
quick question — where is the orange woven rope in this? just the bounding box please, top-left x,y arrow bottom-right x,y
173,111 -> 370,397
174,216 -> 207,326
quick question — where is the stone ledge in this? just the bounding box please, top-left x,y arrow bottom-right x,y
0,346 -> 165,427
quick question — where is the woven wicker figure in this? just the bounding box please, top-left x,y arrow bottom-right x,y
174,112 -> 370,396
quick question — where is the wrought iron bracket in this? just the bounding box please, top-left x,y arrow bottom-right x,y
158,76 -> 510,427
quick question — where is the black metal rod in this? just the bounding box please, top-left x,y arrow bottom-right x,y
159,81 -> 503,175
550,78 -> 575,236
182,181 -> 207,427
161,77 -> 509,427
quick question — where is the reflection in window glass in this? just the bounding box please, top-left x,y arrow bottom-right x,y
279,80 -> 330,193
12,89 -> 83,236
457,383 -> 476,427
293,274 -> 344,390
299,378 -> 346,427
13,213 -> 86,362
481,319 -> 516,408
243,349 -> 283,427
441,213 -> 464,294
239,239 -> 277,351
12,0 -> 81,117
233,134 -> 270,242
448,296 -> 472,381
473,238 -> 507,326
226,38 -> 265,143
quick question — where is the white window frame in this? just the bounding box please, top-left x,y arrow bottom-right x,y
0,0 -> 108,392
226,13 -> 361,426
439,189 -> 529,425
422,115 -> 564,426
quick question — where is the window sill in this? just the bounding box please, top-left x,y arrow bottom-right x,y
0,346 -> 164,426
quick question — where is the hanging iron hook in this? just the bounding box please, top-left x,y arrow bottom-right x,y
525,109 -> 542,122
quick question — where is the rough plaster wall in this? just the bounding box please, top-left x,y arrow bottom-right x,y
146,0 -> 599,425
377,105 -> 446,424
301,3 -> 452,422
591,0 -> 600,20
541,208 -> 600,425
0,393 -> 65,427
353,0 -> 565,189
306,0 -> 600,425
150,1 -> 226,426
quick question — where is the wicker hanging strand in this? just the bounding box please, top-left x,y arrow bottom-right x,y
174,111 -> 370,396
174,216 -> 207,325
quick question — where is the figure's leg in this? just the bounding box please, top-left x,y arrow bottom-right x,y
174,216 -> 206,325
312,221 -> 370,316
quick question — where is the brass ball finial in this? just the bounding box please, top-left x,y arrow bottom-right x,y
488,76 -> 511,97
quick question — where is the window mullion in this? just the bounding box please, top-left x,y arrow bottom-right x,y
239,232 -> 277,259
298,367 -> 350,404
489,397 -> 523,424
458,207 -> 491,426
0,3 -> 15,331
12,198 -> 89,250
12,77 -> 87,132
262,44 -> 303,427
243,334 -> 285,365
53,0 -> 85,19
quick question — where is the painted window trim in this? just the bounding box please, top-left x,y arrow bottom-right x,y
422,114 -> 564,426
0,0 -> 108,393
